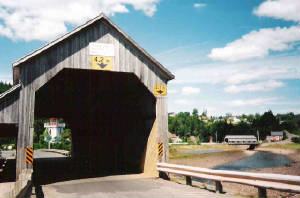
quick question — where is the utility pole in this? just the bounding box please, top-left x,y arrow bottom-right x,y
257,130 -> 260,142
216,131 -> 218,143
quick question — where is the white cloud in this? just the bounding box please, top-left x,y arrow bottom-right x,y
253,0 -> 300,22
224,80 -> 285,94
227,97 -> 277,107
0,0 -> 160,41
171,55 -> 300,85
181,86 -> 200,95
168,89 -> 179,94
0,75 -> 12,83
208,26 -> 300,62
174,99 -> 192,105
194,3 -> 206,8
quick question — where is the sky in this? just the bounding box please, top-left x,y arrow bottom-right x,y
0,0 -> 299,116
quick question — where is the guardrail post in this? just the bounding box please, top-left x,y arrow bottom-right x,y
258,187 -> 267,198
185,176 -> 192,186
215,181 -> 223,193
159,171 -> 170,181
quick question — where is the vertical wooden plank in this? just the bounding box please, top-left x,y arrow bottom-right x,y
111,30 -> 119,72
125,42 -> 130,72
135,55 -> 141,79
142,61 -> 148,88
119,39 -> 125,72
79,31 -> 86,70
73,34 -> 79,69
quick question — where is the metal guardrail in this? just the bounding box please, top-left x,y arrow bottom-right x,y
157,163 -> 300,198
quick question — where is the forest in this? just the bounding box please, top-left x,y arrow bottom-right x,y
168,109 -> 300,143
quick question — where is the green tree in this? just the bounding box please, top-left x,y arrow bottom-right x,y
0,81 -> 12,94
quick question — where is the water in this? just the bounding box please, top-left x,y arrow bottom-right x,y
191,151 -> 292,185
213,151 -> 292,171
184,150 -> 223,154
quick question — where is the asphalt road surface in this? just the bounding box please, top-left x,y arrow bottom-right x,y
39,174 -> 232,198
2,150 -> 233,198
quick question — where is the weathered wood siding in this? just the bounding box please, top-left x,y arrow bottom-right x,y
15,18 -> 169,177
0,89 -> 20,124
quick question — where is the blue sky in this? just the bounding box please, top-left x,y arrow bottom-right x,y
0,0 -> 299,116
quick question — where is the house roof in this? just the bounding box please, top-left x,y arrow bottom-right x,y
271,131 -> 283,136
224,135 -> 257,139
12,13 -> 175,80
168,132 -> 178,138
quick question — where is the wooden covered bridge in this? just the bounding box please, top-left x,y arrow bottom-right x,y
0,14 -> 174,194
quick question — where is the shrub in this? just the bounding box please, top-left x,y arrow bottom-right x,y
283,131 -> 287,140
291,137 -> 300,144
187,137 -> 193,145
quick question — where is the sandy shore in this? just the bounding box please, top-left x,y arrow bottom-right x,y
168,146 -> 300,198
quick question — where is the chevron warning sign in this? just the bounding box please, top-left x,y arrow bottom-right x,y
25,147 -> 34,165
158,142 -> 163,159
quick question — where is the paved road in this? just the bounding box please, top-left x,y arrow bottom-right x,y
40,174 -> 232,198
0,149 -> 67,159
34,149 -> 68,158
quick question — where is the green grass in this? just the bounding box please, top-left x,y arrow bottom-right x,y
263,143 -> 300,150
169,144 -> 241,160
169,143 -> 237,152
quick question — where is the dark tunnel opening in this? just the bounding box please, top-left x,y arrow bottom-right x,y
33,68 -> 156,184
0,124 -> 18,183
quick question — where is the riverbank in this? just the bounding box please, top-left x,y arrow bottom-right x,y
168,143 -> 300,198
221,146 -> 300,198
169,144 -> 254,168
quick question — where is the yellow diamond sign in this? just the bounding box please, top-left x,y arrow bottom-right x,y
154,85 -> 167,96
91,56 -> 112,71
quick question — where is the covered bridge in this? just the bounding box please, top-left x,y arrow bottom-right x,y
0,13 -> 174,193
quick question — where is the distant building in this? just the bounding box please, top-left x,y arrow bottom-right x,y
168,132 -> 182,143
224,135 -> 258,145
44,118 -> 66,142
226,116 -> 241,124
189,136 -> 199,143
266,131 -> 284,142
199,115 -> 209,123
168,112 -> 176,117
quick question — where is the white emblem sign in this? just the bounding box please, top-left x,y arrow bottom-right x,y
89,42 -> 114,56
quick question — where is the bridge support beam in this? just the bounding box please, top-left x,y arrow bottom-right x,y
156,96 -> 168,162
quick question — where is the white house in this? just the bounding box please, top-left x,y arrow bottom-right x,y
44,118 -> 66,142
266,131 -> 284,142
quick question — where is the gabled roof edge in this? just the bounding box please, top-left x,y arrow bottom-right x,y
12,13 -> 175,80
0,83 -> 21,100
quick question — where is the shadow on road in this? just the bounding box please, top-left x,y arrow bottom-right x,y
0,159 -> 16,183
33,157 -> 140,185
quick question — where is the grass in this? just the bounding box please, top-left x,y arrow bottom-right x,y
169,143 -> 241,160
262,143 -> 300,150
170,143 -> 237,152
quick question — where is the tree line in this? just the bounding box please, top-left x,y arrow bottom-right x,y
168,109 -> 300,143
0,81 -> 12,94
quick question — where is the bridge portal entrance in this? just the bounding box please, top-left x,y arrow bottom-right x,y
33,68 -> 156,183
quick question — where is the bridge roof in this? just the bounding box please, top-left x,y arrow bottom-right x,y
12,13 -> 175,80
224,135 -> 257,139
0,83 -> 21,103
